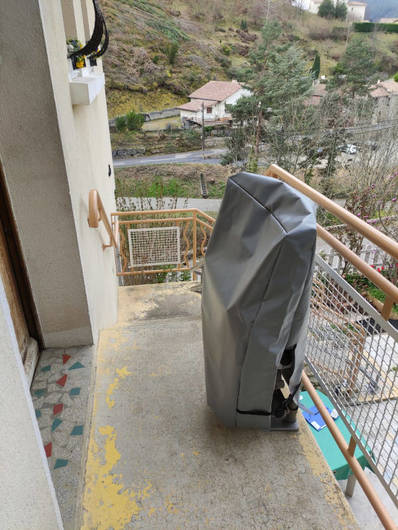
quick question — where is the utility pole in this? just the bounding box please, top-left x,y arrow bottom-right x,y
201,102 -> 205,159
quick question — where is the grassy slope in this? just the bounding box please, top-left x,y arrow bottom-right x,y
102,0 -> 398,118
115,164 -> 232,198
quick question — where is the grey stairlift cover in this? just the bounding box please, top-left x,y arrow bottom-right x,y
202,172 -> 317,429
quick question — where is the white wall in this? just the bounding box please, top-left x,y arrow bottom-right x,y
0,276 -> 63,529
40,0 -> 118,343
347,4 -> 366,21
0,0 -> 117,348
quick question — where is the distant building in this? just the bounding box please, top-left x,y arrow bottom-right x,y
294,0 -> 367,21
177,81 -> 251,125
379,18 -> 398,24
370,79 -> 398,122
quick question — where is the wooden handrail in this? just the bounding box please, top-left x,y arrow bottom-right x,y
302,372 -> 397,530
88,189 -> 117,249
317,226 -> 398,305
266,164 -> 398,312
112,208 -> 216,224
267,164 -> 398,261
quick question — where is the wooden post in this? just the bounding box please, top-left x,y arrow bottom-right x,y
201,102 -> 205,159
346,437 -> 357,497
192,211 -> 197,281
381,296 -> 394,320
302,372 -> 396,530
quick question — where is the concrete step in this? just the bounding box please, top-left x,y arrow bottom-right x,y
80,283 -> 358,529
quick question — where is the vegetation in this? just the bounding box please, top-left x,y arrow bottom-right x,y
115,115 -> 127,131
126,110 -> 146,131
331,36 -> 376,96
318,0 -> 337,19
115,164 -> 231,200
311,52 -> 321,79
354,22 -> 398,33
334,1 -> 347,21
163,41 -> 179,65
102,0 -> 398,116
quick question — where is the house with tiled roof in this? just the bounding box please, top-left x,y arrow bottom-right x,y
177,80 -> 251,125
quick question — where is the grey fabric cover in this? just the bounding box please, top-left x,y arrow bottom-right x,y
202,172 -> 317,429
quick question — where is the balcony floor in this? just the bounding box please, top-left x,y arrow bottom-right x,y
80,282 -> 358,529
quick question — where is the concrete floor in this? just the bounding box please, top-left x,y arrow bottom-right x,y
78,282 -> 359,529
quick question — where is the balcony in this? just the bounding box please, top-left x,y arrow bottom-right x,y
32,167 -> 398,529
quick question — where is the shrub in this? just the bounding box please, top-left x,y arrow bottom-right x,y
126,110 -> 145,131
354,22 -> 398,34
395,73 -> 398,83
318,0 -> 335,19
221,44 -> 231,56
331,26 -> 346,40
115,115 -> 127,132
240,19 -> 248,31
335,1 -> 347,20
311,53 -> 321,79
164,41 -> 179,65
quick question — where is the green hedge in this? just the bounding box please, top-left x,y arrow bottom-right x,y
354,22 -> 398,33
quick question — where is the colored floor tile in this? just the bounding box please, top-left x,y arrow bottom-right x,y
69,361 -> 84,370
54,459 -> 68,470
51,418 -> 63,432
71,425 -> 83,436
62,354 -> 71,364
53,403 -> 64,415
31,345 -> 94,529
56,374 -> 68,387
45,442 -> 52,458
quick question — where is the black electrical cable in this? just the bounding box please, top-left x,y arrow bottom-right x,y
68,0 -> 109,60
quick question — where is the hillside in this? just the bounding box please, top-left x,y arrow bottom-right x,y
102,0 -> 398,117
366,0 -> 398,21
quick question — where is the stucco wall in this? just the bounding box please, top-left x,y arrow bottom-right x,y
347,5 -> 366,21
40,0 -> 118,343
0,277 -> 63,529
0,0 -> 117,347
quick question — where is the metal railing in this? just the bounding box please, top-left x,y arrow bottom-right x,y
110,209 -> 215,279
267,164 -> 398,529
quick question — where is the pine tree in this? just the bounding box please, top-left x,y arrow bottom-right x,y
311,53 -> 321,80
332,36 -> 376,96
318,0 -> 335,19
335,1 -> 348,20
224,23 -> 315,172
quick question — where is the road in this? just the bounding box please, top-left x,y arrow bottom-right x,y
113,148 -> 226,168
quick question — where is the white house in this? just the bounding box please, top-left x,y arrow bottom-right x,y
294,0 -> 367,21
177,80 -> 251,125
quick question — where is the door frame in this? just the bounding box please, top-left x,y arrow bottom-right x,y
0,161 -> 42,348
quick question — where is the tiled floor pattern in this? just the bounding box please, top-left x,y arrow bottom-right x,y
31,346 -> 94,529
